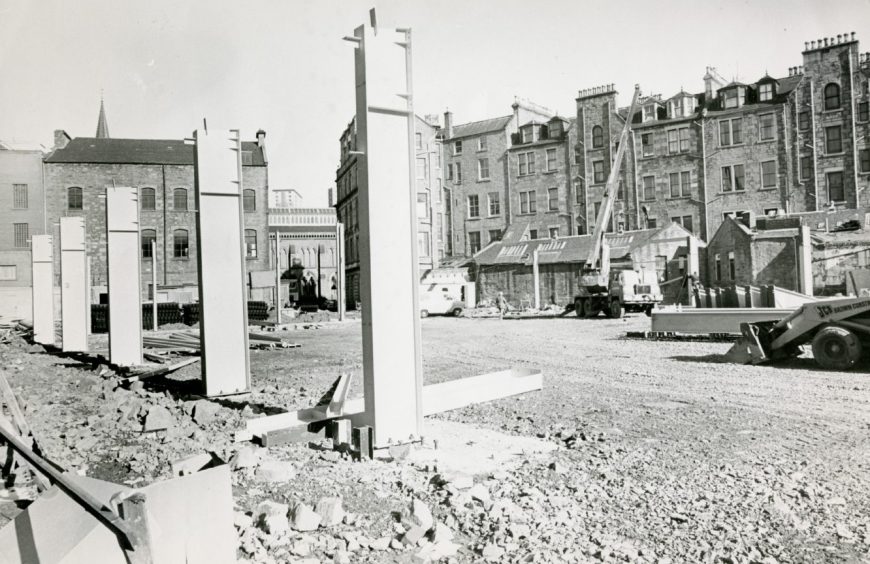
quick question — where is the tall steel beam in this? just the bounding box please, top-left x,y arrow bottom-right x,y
60,217 -> 88,352
106,186 -> 143,366
31,234 -> 55,346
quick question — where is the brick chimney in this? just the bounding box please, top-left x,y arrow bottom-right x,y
256,129 -> 268,164
443,110 -> 453,138
328,187 -> 334,207
53,129 -> 71,151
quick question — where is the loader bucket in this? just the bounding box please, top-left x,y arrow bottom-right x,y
723,322 -> 769,364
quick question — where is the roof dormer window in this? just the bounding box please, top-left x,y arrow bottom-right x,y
759,83 -> 773,101
721,86 -> 745,109
521,125 -> 537,143
643,104 -> 657,122
549,121 -> 562,138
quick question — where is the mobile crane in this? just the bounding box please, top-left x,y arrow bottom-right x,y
574,84 -> 663,318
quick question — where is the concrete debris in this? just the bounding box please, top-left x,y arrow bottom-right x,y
231,445 -> 262,470
401,498 -> 434,532
255,459 -> 296,483
142,405 -> 174,432
291,502 -> 322,532
191,400 -> 221,425
315,496 -> 345,527
255,500 -> 290,535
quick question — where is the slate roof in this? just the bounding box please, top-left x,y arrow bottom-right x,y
449,116 -> 513,140
45,137 -> 267,166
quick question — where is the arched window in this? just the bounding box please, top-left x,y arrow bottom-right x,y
592,125 -> 604,148
141,229 -> 156,259
173,229 -> 189,258
173,188 -> 188,211
243,189 -> 256,212
140,187 -> 156,211
67,187 -> 83,210
245,229 -> 257,258
824,83 -> 841,110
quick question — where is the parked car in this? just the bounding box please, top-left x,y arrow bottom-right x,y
420,292 -> 464,318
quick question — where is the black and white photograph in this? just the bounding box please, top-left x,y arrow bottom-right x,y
1,0 -> 869,562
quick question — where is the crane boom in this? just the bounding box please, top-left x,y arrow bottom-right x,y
582,84 -> 642,272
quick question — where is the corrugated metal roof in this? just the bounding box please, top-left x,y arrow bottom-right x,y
450,116 -> 512,140
45,137 -> 267,166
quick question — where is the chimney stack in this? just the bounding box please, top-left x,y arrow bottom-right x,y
53,129 -> 71,151
256,129 -> 268,164
328,187 -> 334,207
443,110 -> 453,138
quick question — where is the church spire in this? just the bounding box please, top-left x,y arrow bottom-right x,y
95,95 -> 110,139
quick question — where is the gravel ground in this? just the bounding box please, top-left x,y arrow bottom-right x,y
0,314 -> 868,563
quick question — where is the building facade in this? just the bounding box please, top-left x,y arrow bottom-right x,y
334,114 -> 443,308
268,207 -> 339,305
43,128 -> 270,300
0,142 -> 46,287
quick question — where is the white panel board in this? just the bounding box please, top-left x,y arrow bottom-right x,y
106,187 -> 143,366
60,217 -> 88,352
31,235 -> 55,346
354,23 -> 422,446
193,128 -> 250,396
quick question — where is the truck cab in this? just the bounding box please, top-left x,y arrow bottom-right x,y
609,269 -> 662,317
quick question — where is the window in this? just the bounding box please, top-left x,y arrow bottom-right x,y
529,229 -> 538,240
721,164 -> 745,192
672,215 -> 693,233
643,104 -> 656,122
12,184 -> 27,209
245,229 -> 257,258
173,188 -> 188,211
759,83 -> 773,101
859,102 -> 869,122
173,229 -> 189,258
418,232 -> 430,257
141,229 -> 156,259
723,88 -> 739,109
478,136 -> 487,151
13,223 -> 28,248
68,187 -> 83,210
467,195 -> 480,218
715,253 -> 722,281
825,125 -> 843,154
827,171 -> 845,202
243,189 -> 256,212
454,140 -> 462,155
141,187 -> 156,210
800,157 -> 812,180
642,176 -> 655,200
641,133 -> 654,157
546,148 -> 557,171
520,190 -> 536,214
799,111 -> 810,130
549,227 -> 559,239
518,152 -> 535,176
644,217 -> 657,229
447,164 -> 453,180
548,187 -> 559,211
417,193 -> 429,218
617,179 -> 624,200
728,251 -> 736,280
488,229 -> 501,243
455,162 -> 462,182
575,179 -> 584,204
468,231 -> 481,254
860,149 -> 870,173
719,118 -> 743,146
0,266 -> 16,281
241,151 -> 253,165
488,192 -> 500,216
478,158 -> 490,180
592,125 -> 604,148
824,83 -> 841,110
593,160 -> 605,183
761,160 -> 777,188
667,127 -> 690,154
669,171 -> 691,198
677,256 -> 687,277
415,132 -> 422,150
416,158 -> 426,179
759,114 -> 775,140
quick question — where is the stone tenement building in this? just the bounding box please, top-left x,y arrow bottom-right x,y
334,114 -> 443,307
43,113 -> 270,299
0,141 -> 47,287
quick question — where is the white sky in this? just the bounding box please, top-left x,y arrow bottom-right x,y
1,0 -> 868,206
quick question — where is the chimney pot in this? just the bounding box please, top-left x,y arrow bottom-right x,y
837,34 -> 842,43
823,38 -> 828,47
851,32 -> 856,41
805,41 -> 809,50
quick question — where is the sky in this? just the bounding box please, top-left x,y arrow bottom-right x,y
1,0 -> 869,206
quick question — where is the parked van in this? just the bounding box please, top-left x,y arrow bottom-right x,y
419,291 -> 464,317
